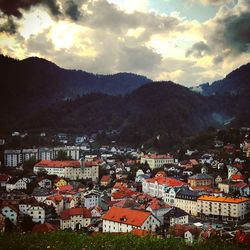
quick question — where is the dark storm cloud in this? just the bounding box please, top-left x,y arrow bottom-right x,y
0,16 -> 17,34
65,0 -> 81,21
222,12 -> 250,53
186,41 -> 211,58
0,0 -> 61,18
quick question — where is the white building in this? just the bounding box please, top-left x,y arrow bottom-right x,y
27,205 -> 48,223
141,154 -> 175,169
60,208 -> 92,230
6,178 -> 27,192
197,195 -> 250,221
33,160 -> 99,181
142,176 -> 187,198
83,191 -> 100,209
1,205 -> 18,225
102,207 -> 160,233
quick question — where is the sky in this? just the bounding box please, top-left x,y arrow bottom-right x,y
0,0 -> 250,86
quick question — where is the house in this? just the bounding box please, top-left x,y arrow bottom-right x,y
146,199 -> 171,225
100,175 -> 111,187
83,190 -> 101,209
140,154 -> 174,169
1,204 -> 18,225
102,207 -> 160,233
142,176 -> 187,198
44,195 -> 64,215
31,187 -> 52,202
19,197 -> 38,215
60,208 -> 92,230
27,204 -> 52,223
37,178 -> 52,189
54,178 -> 68,188
135,174 -> 150,183
164,207 -> 189,227
6,178 -> 27,192
215,175 -> 223,185
179,159 -> 199,170
188,173 -> 213,188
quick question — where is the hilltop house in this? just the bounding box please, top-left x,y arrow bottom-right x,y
102,207 -> 160,233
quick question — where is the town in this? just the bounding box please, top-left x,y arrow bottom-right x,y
0,127 -> 249,246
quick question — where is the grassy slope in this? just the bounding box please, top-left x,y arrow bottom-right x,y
0,231 -> 248,250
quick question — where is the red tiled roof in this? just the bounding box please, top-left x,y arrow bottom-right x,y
35,160 -> 80,168
231,174 -> 242,180
57,185 -> 73,192
146,176 -> 187,187
0,174 -> 10,182
235,230 -> 250,245
112,188 -> 137,200
101,175 -> 110,182
32,222 -> 57,233
47,195 -> 63,204
149,199 -> 171,210
60,207 -> 92,220
85,160 -> 103,167
102,207 -> 151,227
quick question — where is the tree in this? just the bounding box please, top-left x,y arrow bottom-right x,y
4,218 -> 14,233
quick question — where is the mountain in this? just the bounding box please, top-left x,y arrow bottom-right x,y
194,63 -> 250,96
192,62 -> 250,127
1,55 -> 249,149
11,82 -> 229,149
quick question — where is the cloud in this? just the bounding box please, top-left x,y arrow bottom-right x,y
195,0 -> 234,5
186,41 -> 211,58
65,0 -> 81,21
0,16 -> 17,34
0,0 -> 61,18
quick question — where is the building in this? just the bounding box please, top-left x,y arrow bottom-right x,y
100,175 -> 111,187
188,173 -> 213,188
175,190 -> 201,216
142,176 -> 187,198
197,195 -> 250,221
6,178 -> 27,192
60,208 -> 92,230
164,207 -> 189,227
22,149 -> 38,161
27,204 -> 51,223
34,160 -> 99,181
4,150 -> 22,167
140,154 -> 174,169
83,191 -> 101,209
1,204 -> 18,225
0,174 -> 11,188
102,207 -> 160,233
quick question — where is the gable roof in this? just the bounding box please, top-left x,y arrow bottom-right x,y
0,174 -> 11,182
35,160 -> 80,168
60,208 -> 92,220
188,173 -> 213,180
102,207 -> 152,227
32,222 -> 57,233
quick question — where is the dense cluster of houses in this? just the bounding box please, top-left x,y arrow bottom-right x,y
0,131 -> 250,245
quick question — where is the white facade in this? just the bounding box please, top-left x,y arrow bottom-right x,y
6,179 -> 27,192
141,154 -> 174,169
84,194 -> 100,209
27,205 -> 46,223
170,215 -> 189,226
1,206 -> 18,225
4,150 -> 22,167
103,215 -> 160,233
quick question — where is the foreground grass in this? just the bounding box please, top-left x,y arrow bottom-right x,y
0,231 -> 248,250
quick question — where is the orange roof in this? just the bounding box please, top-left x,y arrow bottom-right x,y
149,198 -> 171,210
60,208 -> 91,220
35,160 -> 80,168
47,195 -> 63,203
146,176 -> 186,187
198,195 -> 250,203
57,185 -> 73,192
85,160 -> 103,167
102,207 -> 151,227
143,154 -> 173,159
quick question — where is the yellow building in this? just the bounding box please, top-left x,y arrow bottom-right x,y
188,173 -> 213,187
54,178 -> 68,187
